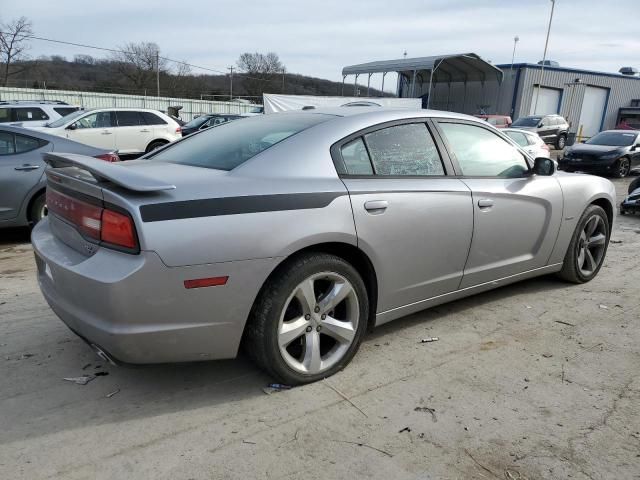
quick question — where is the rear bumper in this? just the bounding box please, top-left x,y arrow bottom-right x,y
32,218 -> 280,364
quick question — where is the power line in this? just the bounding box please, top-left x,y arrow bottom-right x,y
0,31 -> 279,82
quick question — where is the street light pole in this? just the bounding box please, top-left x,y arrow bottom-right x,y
533,0 -> 556,114
156,50 -> 160,97
510,36 -> 519,72
228,66 -> 234,101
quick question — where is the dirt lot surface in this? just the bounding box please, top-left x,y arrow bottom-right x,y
1,177 -> 639,480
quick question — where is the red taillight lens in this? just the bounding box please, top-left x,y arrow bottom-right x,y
542,143 -> 550,151
46,188 -> 138,252
175,127 -> 181,134
101,209 -> 137,249
95,152 -> 120,162
46,189 -> 102,241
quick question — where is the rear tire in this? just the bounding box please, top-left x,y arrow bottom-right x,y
557,205 -> 609,284
146,140 -> 167,153
555,134 -> 566,150
244,253 -> 369,385
29,193 -> 47,226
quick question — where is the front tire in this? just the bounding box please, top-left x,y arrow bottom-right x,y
628,176 -> 640,194
613,157 -> 631,178
557,205 -> 609,283
29,193 -> 47,226
555,134 -> 566,150
145,140 -> 167,153
244,253 -> 369,385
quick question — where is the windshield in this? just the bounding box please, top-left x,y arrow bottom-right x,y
511,117 -> 541,127
148,113 -> 334,170
586,131 -> 637,147
183,116 -> 210,129
47,110 -> 86,128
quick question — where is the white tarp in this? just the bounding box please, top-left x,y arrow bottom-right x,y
263,93 -> 421,114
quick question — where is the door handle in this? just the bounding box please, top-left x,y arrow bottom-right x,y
14,165 -> 41,171
101,131 -> 113,135
364,200 -> 388,213
477,198 -> 494,208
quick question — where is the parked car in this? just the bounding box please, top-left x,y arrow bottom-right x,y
0,125 -> 119,228
475,114 -> 512,128
0,100 -> 79,127
620,178 -> 640,215
30,108 -> 182,155
503,128 -> 551,158
181,114 -> 243,136
558,130 -> 640,178
32,108 -> 615,385
510,114 -> 569,149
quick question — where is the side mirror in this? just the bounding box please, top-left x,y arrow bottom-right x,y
537,123 -> 544,128
67,123 -> 77,131
631,145 -> 637,151
533,157 -> 555,176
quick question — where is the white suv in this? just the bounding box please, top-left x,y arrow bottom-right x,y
0,100 -> 79,127
31,108 -> 182,155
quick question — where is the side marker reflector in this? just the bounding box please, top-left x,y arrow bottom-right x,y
184,276 -> 229,289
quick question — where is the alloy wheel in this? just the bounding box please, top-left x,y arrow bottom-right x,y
618,158 -> 630,177
576,215 -> 607,277
39,204 -> 48,221
277,272 -> 360,375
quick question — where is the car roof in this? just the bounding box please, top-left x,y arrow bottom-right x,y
599,129 -> 639,134
0,124 -> 77,141
275,106 -> 481,122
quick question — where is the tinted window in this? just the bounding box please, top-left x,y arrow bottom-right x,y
141,111 -> 167,125
47,109 -> 85,128
505,131 -> 528,147
15,134 -> 45,153
148,113 -> 333,171
341,138 -> 373,175
0,131 -> 15,154
183,116 -> 210,129
364,123 -> 444,176
511,116 -> 541,128
54,107 -> 78,117
15,107 -> 49,121
116,111 -> 145,126
586,131 -> 637,147
75,111 -> 114,129
524,133 -> 540,145
439,122 -> 529,178
0,108 -> 10,123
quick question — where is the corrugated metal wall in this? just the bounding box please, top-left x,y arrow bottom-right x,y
0,87 -> 261,121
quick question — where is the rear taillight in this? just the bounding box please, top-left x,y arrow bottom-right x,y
542,143 -> 550,151
95,152 -> 120,163
175,126 -> 181,134
101,209 -> 137,249
46,188 -> 138,253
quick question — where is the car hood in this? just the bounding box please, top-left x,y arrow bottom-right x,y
565,144 -> 625,156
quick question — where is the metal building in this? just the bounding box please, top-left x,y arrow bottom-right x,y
342,55 -> 640,138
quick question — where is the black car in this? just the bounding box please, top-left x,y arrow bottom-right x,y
181,114 -> 243,136
510,114 -> 569,149
559,130 -> 640,178
621,177 -> 640,214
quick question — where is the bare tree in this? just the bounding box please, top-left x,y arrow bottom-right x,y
236,52 -> 284,97
166,61 -> 192,96
0,16 -> 33,86
110,42 -> 167,92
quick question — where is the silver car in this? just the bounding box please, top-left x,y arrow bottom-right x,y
31,108 -> 616,384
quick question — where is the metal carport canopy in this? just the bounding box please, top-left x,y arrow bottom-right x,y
341,53 -> 503,83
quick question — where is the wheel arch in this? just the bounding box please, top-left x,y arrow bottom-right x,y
25,186 -> 46,224
590,196 -> 613,228
250,242 -> 379,332
145,138 -> 169,152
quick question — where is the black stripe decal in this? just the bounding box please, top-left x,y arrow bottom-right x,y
139,192 -> 346,222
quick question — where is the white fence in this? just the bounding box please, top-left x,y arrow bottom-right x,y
0,87 -> 261,121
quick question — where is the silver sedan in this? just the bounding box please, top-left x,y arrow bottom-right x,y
31,108 -> 616,384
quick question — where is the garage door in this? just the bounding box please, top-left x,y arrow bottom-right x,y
530,87 -> 560,115
578,86 -> 608,139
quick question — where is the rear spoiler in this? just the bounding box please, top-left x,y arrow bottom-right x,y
43,153 -> 175,192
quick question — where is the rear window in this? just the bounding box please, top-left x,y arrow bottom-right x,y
116,111 -> 145,126
148,113 -> 333,171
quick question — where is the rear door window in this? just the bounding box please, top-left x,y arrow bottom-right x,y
116,111 -> 145,126
0,108 -> 10,123
15,134 -> 45,153
14,107 -> 49,121
505,131 -> 528,147
363,123 -> 445,176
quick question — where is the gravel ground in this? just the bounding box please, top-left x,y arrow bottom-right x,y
0,176 -> 639,480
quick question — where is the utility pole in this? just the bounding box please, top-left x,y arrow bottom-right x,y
510,36 -> 519,72
156,49 -> 160,97
282,68 -> 286,93
533,0 -> 556,114
228,66 -> 234,100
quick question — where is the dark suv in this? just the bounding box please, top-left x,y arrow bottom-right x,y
510,114 -> 569,149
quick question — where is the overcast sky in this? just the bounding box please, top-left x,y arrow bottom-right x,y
3,0 -> 639,92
